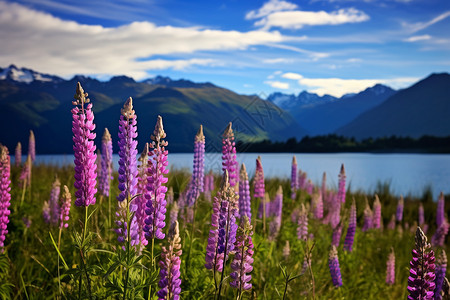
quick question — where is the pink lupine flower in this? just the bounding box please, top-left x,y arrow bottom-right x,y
362,198 -> 373,232
49,177 -> 61,226
28,130 -> 35,162
329,193 -> 341,229
254,156 -> 265,199
297,203 -> 308,241
329,246 -> 343,287
0,145 -> 11,251
42,201 -> 51,224
298,170 -> 307,190
59,185 -> 72,229
222,123 -> 238,188
19,155 -> 31,188
386,248 -> 395,285
72,82 -> 97,207
312,192 -> 323,219
291,156 -> 298,199
373,195 -> 382,229
15,142 -> 21,167
343,199 -> 356,252
306,179 -> 314,195
396,195 -> 404,222
388,214 -> 396,230
144,116 -> 169,240
437,192 -> 445,228
99,128 -> 113,197
337,164 -> 346,204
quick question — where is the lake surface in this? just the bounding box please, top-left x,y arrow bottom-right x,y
30,153 -> 450,198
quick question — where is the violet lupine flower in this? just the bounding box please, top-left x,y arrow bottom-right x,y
72,82 -> 97,207
419,203 -> 425,227
269,186 -> 283,240
373,195 -> 382,229
396,195 -> 404,222
42,201 -> 51,224
329,246 -> 343,287
144,116 -> 169,240
291,156 -> 298,199
136,143 -> 149,251
437,192 -> 445,228
312,192 -> 323,219
217,187 -> 239,268
222,122 -> 238,188
28,130 -> 35,162
254,156 -> 265,199
431,220 -> 449,247
386,248 -> 396,285
362,199 -> 373,232
230,216 -> 254,292
298,170 -> 307,190
435,250 -> 447,300
332,222 -> 342,247
59,185 -> 72,229
187,125 -> 205,206
297,203 -> 308,241
0,146 -> 11,250
343,199 -> 357,252
306,179 -> 314,195
407,227 -> 436,300
49,177 -> 61,226
329,193 -> 341,229
239,163 -> 251,219
99,128 -> 113,197
337,164 -> 346,204
157,221 -> 182,300
15,142 -> 21,167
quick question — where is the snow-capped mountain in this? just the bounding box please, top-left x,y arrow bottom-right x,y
267,90 -> 337,110
141,75 -> 216,88
0,64 -> 63,84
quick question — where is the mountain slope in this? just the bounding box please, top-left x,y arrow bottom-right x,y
336,73 -> 450,139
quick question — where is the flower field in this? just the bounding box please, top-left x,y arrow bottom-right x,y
0,83 -> 449,299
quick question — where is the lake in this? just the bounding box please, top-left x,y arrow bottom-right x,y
29,153 -> 450,198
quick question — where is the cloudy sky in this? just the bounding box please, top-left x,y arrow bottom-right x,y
0,0 -> 449,97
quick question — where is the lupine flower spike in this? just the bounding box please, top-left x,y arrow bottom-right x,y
72,82 -> 97,207
254,156 -> 265,199
230,216 -> 254,297
238,163 -> 251,219
115,97 -> 139,247
15,142 -> 21,167
435,250 -> 447,300
329,246 -> 343,287
0,145 -> 11,251
291,156 -> 297,199
431,219 -> 449,247
59,185 -> 72,228
222,122 -> 238,188
344,199 -> 356,252
157,220 -> 182,300
99,128 -> 113,197
312,192 -> 323,219
407,227 -> 436,300
373,195 -> 382,229
19,155 -> 32,189
269,186 -> 283,240
28,130 -> 35,162
396,195 -> 404,222
136,143 -> 149,252
362,198 -> 373,232
338,164 -> 346,204
386,248 -> 395,285
144,116 -> 169,240
437,192 -> 445,228
297,203 -> 308,241
332,222 -> 343,247
187,125 -> 205,206
49,177 -> 61,226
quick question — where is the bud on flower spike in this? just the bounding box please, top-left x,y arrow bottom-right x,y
230,216 -> 254,293
329,246 -> 343,287
373,195 -> 382,229
338,164 -> 346,204
343,199 -> 356,252
28,130 -> 35,162
222,122 -> 238,188
15,142 -> 21,167
186,125 -> 205,206
99,128 -> 113,197
254,156 -> 265,198
59,185 -> 72,228
0,145 -> 11,251
238,163 -> 251,219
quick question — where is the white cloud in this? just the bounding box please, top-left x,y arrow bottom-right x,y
282,72 -> 303,80
246,0 -> 298,20
346,58 -> 362,63
404,35 -> 432,42
0,1 -> 285,79
262,58 -> 294,64
402,11 -> 450,33
264,80 -> 290,89
254,7 -> 370,30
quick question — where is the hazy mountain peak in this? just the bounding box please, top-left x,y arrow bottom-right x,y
0,64 -> 63,84
142,75 -> 216,88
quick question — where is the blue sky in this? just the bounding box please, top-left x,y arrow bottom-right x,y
0,0 -> 449,97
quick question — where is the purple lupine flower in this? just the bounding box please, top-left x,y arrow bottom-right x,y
388,214 -> 396,230
437,192 -> 445,228
407,227 -> 436,300
419,203 -> 425,227
136,143 -> 150,251
42,201 -> 51,224
337,164 -> 346,204
396,195 -> 404,222
157,221 -> 182,300
22,217 -> 31,228
59,185 -> 72,229
230,216 -> 254,293
254,156 -> 265,199
386,248 -> 395,285
362,199 -> 373,232
0,146 -> 11,250
28,130 -> 35,162
222,122 -> 238,188
322,172 -> 327,204
15,142 -> 21,167
269,186 -> 283,240
19,155 -> 31,188
186,125 -> 205,206
435,250 -> 447,300
204,170 -> 215,202
373,195 -> 382,229
217,190 -> 239,267
329,193 -> 341,229
343,199 -> 357,252
144,116 -> 169,240
72,82 -> 97,207
298,170 -> 307,190
297,203 -> 308,241
306,179 -> 314,195
312,192 -> 323,219
431,220 -> 449,247
49,177 -> 61,226
99,128 -> 113,197
291,156 -> 297,199
169,201 -> 179,227
238,163 -> 251,219
332,222 -> 342,247
329,246 -> 343,287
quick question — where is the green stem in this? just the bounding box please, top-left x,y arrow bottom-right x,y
123,197 -> 131,300
79,206 -> 92,300
217,205 -> 232,300
108,189 -> 112,227
57,227 -> 62,298
282,277 -> 289,300
20,179 -> 27,207
186,200 -> 198,272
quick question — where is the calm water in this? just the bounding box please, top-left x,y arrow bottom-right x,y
30,153 -> 450,198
